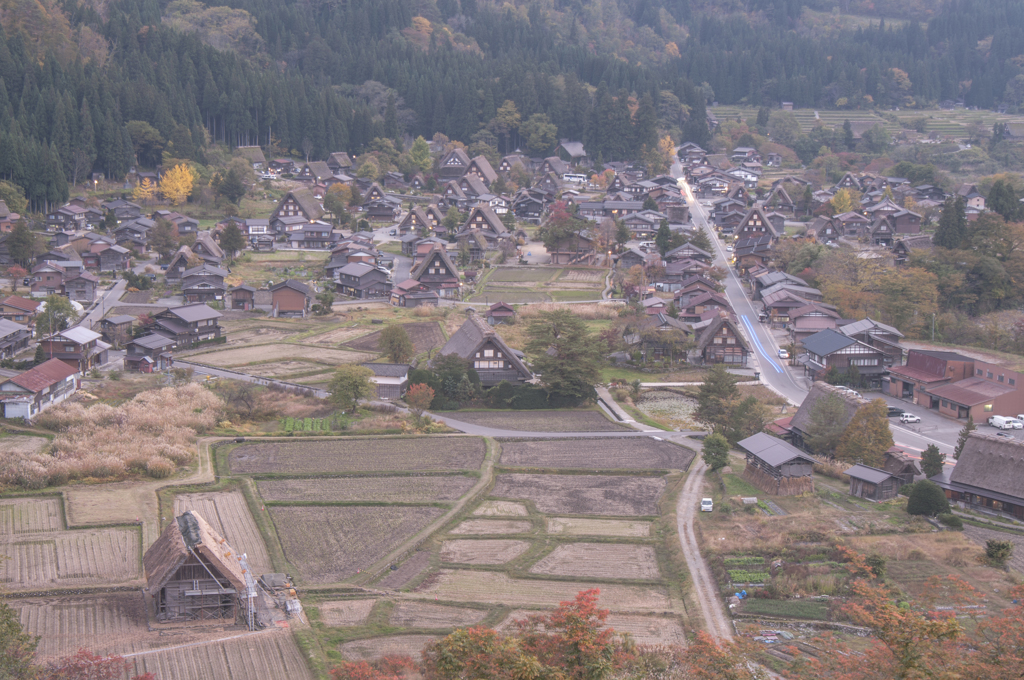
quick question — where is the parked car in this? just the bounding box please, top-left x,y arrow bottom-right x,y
778,349 -> 789,359
1011,418 -> 1024,430
726,245 -> 733,252
899,413 -> 921,424
700,498 -> 714,512
388,228 -> 397,236
887,406 -> 906,417
995,432 -> 1016,440
22,278 -> 30,286
988,415 -> 1016,430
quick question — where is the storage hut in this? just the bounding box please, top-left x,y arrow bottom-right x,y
737,432 -> 816,496
845,464 -> 903,501
144,511 -> 248,623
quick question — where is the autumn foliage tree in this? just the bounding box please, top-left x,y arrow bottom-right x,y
160,164 -> 196,205
43,649 -> 155,680
835,399 -> 893,467
405,383 -> 435,415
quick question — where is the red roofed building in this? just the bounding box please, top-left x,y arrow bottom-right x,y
0,358 -> 79,420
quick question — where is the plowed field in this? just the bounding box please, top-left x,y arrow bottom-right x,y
319,599 -> 376,626
230,437 -> 486,474
340,634 -> 440,661
270,506 -> 445,584
497,610 -> 685,646
449,519 -> 533,535
499,437 -> 694,469
440,539 -> 531,564
452,412 -> 628,433
129,630 -> 314,680
258,475 -> 476,503
473,501 -> 529,517
0,497 -> 62,534
528,543 -> 660,579
174,491 -> 273,576
390,601 -> 487,629
491,474 -> 665,516
546,518 -> 652,537
345,322 -> 445,354
190,343 -> 372,367
415,570 -> 670,610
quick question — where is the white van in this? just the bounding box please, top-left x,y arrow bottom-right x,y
638,241 -> 656,251
988,415 -> 1015,430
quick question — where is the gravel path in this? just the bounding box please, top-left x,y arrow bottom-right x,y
676,456 -> 733,640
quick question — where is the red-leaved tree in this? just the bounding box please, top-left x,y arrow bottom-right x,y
43,649 -> 155,680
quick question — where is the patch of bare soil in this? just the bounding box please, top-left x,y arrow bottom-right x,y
319,599 -> 377,626
389,601 -> 487,629
440,539 -> 531,565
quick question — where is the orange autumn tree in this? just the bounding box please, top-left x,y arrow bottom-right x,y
421,590 -> 625,680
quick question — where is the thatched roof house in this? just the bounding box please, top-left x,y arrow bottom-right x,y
144,511 -> 248,622
789,382 -> 868,450
433,314 -> 532,387
932,433 -> 1024,520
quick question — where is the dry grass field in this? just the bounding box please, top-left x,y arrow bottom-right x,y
487,268 -> 558,283
389,601 -> 487,629
498,438 -> 694,469
301,326 -> 370,345
129,630 -> 314,680
472,501 -> 529,517
491,474 -> 666,516
451,412 -> 629,433
270,505 -> 445,584
448,519 -> 534,535
546,518 -> 652,537
415,570 -> 671,610
257,476 -> 476,504
236,361 -> 333,379
440,539 -> 531,564
0,436 -> 49,457
528,543 -> 660,580
340,635 -> 440,661
344,321 -> 445,354
230,437 -> 486,475
189,343 -> 373,367
559,270 -> 605,283
319,599 -> 377,626
174,491 -> 273,576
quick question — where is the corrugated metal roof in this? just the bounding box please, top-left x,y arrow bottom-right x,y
7,358 -> 77,392
845,464 -> 896,484
738,432 -> 817,468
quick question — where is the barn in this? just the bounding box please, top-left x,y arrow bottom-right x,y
845,464 -> 904,501
738,432 -> 816,496
144,511 -> 251,624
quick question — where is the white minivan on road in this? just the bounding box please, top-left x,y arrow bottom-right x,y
989,415 -> 1015,430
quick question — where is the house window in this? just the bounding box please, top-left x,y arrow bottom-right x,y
1011,378 -> 1017,386
942,400 -> 949,408
999,375 -> 1005,382
987,371 -> 994,379
726,338 -> 735,344
984,404 -> 994,412
714,337 -> 722,344
64,345 -> 75,352
850,358 -> 878,367
977,369 -> 983,376
484,349 -> 494,357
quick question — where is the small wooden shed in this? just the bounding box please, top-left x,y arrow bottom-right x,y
845,464 -> 903,501
738,432 -> 816,496
144,511 -> 247,623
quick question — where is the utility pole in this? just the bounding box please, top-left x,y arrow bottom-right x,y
932,312 -> 936,342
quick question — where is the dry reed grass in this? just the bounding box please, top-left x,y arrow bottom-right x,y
517,302 -> 624,320
7,384 -> 223,489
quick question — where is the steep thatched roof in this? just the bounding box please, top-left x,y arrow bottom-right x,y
790,382 -> 867,436
144,511 -> 247,595
947,433 -> 1024,501
432,314 -> 531,379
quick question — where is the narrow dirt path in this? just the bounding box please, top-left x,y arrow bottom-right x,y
676,457 -> 733,640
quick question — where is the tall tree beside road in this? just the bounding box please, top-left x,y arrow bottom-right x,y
701,432 -> 730,470
379,324 -> 415,363
655,220 -> 672,256
149,218 -> 180,262
525,309 -> 605,405
835,399 -> 893,467
954,416 -> 975,460
921,444 -> 945,478
695,364 -> 739,433
328,365 -> 376,413
804,392 -> 846,455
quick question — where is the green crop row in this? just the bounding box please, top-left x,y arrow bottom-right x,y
723,556 -> 765,567
728,570 -> 770,583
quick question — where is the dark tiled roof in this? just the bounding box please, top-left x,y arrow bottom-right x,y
738,432 -> 816,468
270,279 -> 310,295
165,303 -> 222,323
801,328 -> 856,356
845,464 -> 897,484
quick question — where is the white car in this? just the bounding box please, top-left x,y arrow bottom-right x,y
778,349 -> 789,359
700,498 -> 714,512
899,413 -> 921,424
726,245 -> 733,252
1011,419 -> 1024,430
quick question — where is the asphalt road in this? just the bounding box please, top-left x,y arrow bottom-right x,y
676,177 -> 955,459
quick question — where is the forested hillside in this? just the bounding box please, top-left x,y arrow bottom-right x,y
1,0 -> 1024,211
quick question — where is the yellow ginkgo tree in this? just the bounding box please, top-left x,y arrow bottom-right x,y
161,164 -> 197,206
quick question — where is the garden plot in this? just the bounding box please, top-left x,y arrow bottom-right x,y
449,519 -> 533,535
1,528 -> 141,588
529,543 -> 660,580
440,539 -> 531,565
258,475 -> 476,504
188,343 -> 373,367
468,290 -> 550,304
230,437 -> 486,474
345,322 -> 446,354
488,268 -> 559,283
390,601 -> 487,629
377,551 -> 430,589
237,361 -> 334,379
270,505 -> 445,584
0,497 -> 62,534
318,599 -> 377,626
415,570 -> 670,610
214,326 -> 294,347
340,635 -> 440,661
302,326 -> 372,345
559,269 -> 605,283
15,594 -> 150,660
473,501 -> 529,517
453,411 -> 629,433
491,474 -> 666,516
129,629 -> 314,680
546,518 -> 652,537
635,391 -> 701,431
499,437 -> 693,469
174,491 -> 273,576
